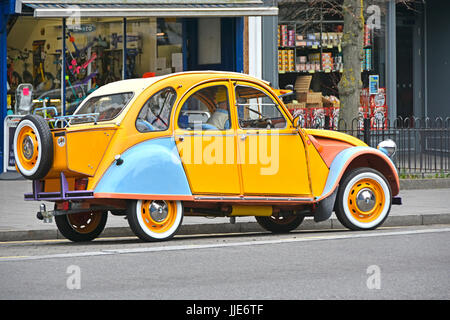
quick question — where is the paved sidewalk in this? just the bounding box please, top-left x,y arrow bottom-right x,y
0,179 -> 449,241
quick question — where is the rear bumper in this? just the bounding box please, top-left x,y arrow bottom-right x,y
24,190 -> 94,201
24,172 -> 94,201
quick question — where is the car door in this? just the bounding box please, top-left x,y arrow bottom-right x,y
174,81 -> 241,195
234,82 -> 311,196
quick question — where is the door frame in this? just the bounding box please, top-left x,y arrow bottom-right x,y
173,79 -> 241,195
231,80 -> 313,197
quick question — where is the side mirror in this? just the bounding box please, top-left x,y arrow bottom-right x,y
293,115 -> 301,129
285,84 -> 294,91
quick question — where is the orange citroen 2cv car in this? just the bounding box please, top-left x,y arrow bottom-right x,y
13,71 -> 401,242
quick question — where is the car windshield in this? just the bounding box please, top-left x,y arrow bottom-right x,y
72,92 -> 134,124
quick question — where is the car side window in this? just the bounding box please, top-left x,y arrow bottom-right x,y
178,85 -> 231,131
235,85 -> 287,130
136,87 -> 176,132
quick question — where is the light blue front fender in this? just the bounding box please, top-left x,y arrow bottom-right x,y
94,137 -> 192,198
316,146 -> 398,201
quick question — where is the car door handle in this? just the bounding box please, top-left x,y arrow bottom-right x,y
240,134 -> 247,141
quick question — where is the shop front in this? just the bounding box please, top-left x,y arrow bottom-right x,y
0,0 -> 278,173
276,0 -> 393,129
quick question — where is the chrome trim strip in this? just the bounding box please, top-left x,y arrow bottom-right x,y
194,196 -> 314,202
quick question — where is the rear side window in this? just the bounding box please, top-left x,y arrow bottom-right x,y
72,92 -> 134,124
136,87 -> 177,132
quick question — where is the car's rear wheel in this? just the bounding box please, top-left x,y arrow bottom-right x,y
14,115 -> 53,180
55,211 -> 108,242
127,200 -> 183,241
255,214 -> 304,233
335,167 -> 391,230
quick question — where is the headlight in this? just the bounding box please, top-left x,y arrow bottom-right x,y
377,139 -> 397,158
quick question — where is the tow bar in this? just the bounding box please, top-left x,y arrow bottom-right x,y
36,203 -> 53,223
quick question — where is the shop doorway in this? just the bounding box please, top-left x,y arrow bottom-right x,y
183,18 -> 240,72
396,24 -> 413,119
396,3 -> 425,119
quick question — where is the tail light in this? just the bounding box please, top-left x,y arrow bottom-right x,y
74,178 -> 89,190
56,201 -> 70,210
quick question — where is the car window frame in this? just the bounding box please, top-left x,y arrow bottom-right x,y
72,91 -> 135,124
135,86 -> 177,133
234,83 -> 288,131
175,81 -> 234,132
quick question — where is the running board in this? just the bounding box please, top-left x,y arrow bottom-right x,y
193,195 -> 315,204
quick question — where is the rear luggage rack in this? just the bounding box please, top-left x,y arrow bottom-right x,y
33,106 -> 99,128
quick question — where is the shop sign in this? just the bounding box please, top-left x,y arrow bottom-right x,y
68,24 -> 96,34
369,75 -> 379,95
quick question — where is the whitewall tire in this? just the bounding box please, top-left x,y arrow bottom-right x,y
335,167 -> 391,230
127,200 -> 183,241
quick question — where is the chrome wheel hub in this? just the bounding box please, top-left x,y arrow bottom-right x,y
22,136 -> 34,160
356,188 -> 376,212
149,200 -> 169,223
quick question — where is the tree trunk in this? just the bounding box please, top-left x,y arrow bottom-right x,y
338,0 -> 364,134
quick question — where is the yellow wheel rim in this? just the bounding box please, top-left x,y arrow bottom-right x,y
16,125 -> 39,171
67,212 -> 102,234
347,178 -> 385,223
140,200 -> 178,234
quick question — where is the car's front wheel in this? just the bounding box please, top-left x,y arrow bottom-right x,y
255,214 -> 304,233
335,167 -> 392,230
127,200 -> 183,241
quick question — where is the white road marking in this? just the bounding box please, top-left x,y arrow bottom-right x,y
1,227 -> 449,262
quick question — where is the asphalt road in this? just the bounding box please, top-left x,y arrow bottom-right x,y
0,225 -> 449,300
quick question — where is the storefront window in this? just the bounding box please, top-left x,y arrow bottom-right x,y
156,18 -> 183,75
6,16 -> 186,117
125,18 -> 157,78
277,0 -> 388,126
7,17 -> 62,115
64,18 -> 123,114
125,17 -> 183,80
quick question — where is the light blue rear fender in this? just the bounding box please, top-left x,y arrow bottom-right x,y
94,137 -> 192,198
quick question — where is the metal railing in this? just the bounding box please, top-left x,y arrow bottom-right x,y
302,114 -> 450,175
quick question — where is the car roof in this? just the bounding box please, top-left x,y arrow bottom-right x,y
70,71 -> 277,127
88,71 -> 271,98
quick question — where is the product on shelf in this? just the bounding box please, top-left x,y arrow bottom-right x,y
277,25 -> 280,47
278,49 -> 295,72
277,23 -> 372,75
364,24 -> 371,47
362,48 -> 372,71
288,29 -> 295,47
322,52 -> 333,71
294,75 -> 323,108
287,88 -> 387,130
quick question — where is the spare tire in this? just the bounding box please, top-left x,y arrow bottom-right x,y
14,115 -> 53,180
